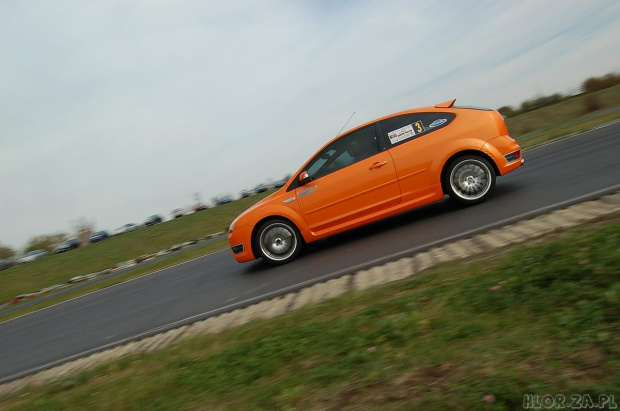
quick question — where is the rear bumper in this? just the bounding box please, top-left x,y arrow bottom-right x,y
483,135 -> 524,175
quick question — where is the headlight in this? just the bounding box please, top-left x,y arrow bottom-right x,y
229,219 -> 236,234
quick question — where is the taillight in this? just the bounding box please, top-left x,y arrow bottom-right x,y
504,150 -> 521,163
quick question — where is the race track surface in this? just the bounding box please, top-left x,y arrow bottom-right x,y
1,123 -> 619,382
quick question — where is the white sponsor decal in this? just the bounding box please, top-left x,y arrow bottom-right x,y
429,118 -> 447,127
388,124 -> 415,144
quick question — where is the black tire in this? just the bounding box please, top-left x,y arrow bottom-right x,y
254,218 -> 302,265
444,155 -> 496,205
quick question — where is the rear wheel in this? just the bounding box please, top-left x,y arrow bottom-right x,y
445,155 -> 496,205
255,219 -> 302,265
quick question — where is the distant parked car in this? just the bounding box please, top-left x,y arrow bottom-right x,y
216,195 -> 233,205
255,184 -> 268,193
53,239 -> 80,254
89,230 -> 109,243
115,223 -> 139,235
0,259 -> 14,271
144,214 -> 163,226
171,208 -> 185,218
194,203 -> 208,212
16,249 -> 48,264
273,178 -> 288,188
240,189 -> 254,198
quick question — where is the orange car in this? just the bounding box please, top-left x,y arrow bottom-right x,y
229,99 -> 523,265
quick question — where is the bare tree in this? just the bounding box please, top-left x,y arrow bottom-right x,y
0,242 -> 15,259
71,217 -> 95,245
25,233 -> 68,253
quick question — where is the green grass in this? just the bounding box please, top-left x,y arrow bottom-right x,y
515,110 -> 620,149
2,218 -> 618,410
0,239 -> 228,323
0,191 -> 274,304
507,85 -> 620,148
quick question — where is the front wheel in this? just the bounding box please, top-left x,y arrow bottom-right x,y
255,219 -> 302,265
445,155 -> 496,205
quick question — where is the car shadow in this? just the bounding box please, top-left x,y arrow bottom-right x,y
241,258 -> 271,274
302,197 -> 458,256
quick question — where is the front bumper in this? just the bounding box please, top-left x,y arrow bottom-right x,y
228,224 -> 256,263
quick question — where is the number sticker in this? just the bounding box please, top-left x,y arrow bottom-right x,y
413,121 -> 424,133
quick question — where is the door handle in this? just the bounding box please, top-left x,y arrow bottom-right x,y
369,161 -> 387,170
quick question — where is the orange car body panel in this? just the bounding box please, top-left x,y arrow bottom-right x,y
297,150 -> 401,233
229,103 -> 523,263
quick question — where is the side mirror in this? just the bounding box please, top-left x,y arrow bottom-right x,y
299,171 -> 310,186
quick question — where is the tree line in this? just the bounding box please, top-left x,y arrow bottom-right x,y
498,72 -> 620,118
0,217 -> 94,259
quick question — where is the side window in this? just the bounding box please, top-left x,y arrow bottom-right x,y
381,112 -> 456,148
305,125 -> 379,180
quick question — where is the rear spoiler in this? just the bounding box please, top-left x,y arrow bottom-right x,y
435,99 -> 456,108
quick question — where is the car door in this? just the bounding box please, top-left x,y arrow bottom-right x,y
380,112 -> 456,204
295,124 -> 401,234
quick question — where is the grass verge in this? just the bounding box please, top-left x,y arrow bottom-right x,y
507,84 -> 620,148
2,217 -> 618,410
0,191 -> 274,304
0,240 -> 228,323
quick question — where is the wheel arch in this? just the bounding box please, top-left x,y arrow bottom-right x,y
440,150 -> 499,195
250,215 -> 305,260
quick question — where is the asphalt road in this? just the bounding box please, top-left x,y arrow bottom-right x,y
1,123 -> 619,383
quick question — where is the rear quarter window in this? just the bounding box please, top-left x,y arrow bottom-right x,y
380,112 -> 456,148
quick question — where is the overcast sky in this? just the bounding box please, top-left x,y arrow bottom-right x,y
1,0 -> 619,250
